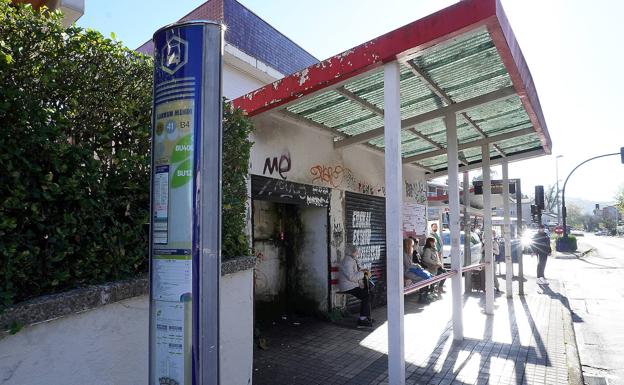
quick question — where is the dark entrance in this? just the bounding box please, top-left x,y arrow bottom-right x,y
251,175 -> 331,322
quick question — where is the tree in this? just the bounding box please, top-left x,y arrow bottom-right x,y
544,184 -> 557,213
615,185 -> 624,215
565,203 -> 584,229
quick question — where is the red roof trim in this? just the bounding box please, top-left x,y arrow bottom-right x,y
232,0 -> 497,116
487,1 -> 552,154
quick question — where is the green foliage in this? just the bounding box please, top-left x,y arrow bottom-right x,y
8,320 -> 23,335
0,2 -> 153,307
565,236 -> 577,252
222,102 -> 253,258
615,185 -> 624,214
0,2 -> 253,307
556,235 -> 577,252
565,203 -> 584,229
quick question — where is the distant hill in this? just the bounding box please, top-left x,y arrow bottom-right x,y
566,197 -> 615,215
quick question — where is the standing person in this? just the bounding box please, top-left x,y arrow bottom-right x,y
429,223 -> 443,258
532,224 -> 552,285
339,245 -> 373,327
491,230 -> 502,294
422,237 -> 446,293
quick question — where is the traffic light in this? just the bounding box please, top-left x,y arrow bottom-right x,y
530,204 -> 538,222
621,147 -> 624,164
535,185 -> 545,210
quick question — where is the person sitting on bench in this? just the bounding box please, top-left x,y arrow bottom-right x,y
339,245 -> 373,328
422,237 -> 446,294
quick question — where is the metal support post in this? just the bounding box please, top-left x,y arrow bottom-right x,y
383,61 -> 405,385
516,179 -> 524,295
482,144 -> 494,314
502,160 -> 512,297
463,171 -> 471,292
446,113 -> 464,341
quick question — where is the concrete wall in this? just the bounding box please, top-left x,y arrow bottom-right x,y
0,269 -> 253,385
223,61 -> 268,100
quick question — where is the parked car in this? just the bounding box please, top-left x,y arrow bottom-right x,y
441,230 -> 482,267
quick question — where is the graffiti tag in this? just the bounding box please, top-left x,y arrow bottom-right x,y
263,152 -> 291,180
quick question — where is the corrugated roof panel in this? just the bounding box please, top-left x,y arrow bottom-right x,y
286,90 -> 343,115
412,28 -> 492,71
308,102 -> 374,129
368,130 -> 417,147
339,115 -> 385,136
419,153 -> 448,166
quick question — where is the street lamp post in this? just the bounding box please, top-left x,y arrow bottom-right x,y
556,155 -> 563,225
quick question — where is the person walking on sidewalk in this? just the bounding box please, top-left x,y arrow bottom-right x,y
532,224 -> 552,285
339,245 -> 373,327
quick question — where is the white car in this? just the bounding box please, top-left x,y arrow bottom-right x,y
440,231 -> 482,267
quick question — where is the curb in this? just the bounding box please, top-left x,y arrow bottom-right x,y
559,281 -> 585,385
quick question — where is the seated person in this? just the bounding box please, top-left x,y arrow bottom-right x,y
339,245 -> 373,328
403,237 -> 431,283
422,237 -> 447,294
404,237 -> 436,303
409,236 -> 422,264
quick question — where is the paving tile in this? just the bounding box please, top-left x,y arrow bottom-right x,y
252,260 -> 580,385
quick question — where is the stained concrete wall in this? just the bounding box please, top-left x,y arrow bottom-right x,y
252,200 -> 283,302
298,206 -> 329,312
0,268 -> 253,385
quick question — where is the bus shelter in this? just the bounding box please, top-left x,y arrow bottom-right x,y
233,0 -> 551,383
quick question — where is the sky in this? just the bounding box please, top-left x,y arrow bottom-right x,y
76,0 -> 624,209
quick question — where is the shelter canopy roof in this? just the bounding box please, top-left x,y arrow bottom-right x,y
232,0 -> 551,176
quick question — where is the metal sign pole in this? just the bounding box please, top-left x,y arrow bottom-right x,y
149,21 -> 223,385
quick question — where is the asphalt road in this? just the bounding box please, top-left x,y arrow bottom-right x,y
549,233 -> 624,385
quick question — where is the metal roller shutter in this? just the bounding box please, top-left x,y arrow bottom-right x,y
344,191 -> 386,308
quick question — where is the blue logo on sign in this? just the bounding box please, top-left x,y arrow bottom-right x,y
160,34 -> 188,75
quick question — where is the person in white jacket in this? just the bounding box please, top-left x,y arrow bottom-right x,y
339,245 -> 373,328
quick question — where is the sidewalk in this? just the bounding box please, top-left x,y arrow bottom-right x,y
253,257 -> 583,385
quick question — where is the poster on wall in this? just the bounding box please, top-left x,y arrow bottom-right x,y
402,202 -> 426,235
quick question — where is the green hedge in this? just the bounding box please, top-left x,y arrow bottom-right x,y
0,2 -> 251,307
556,236 -> 577,252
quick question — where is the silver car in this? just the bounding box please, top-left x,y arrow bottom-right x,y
441,231 -> 483,267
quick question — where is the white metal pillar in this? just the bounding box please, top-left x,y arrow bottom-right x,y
482,144 -> 494,314
502,159 -> 512,297
383,61 -> 405,385
446,113 -> 463,341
